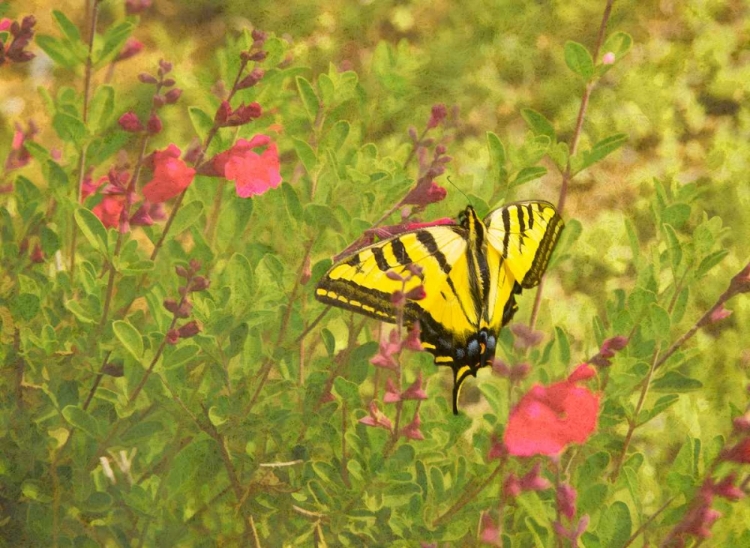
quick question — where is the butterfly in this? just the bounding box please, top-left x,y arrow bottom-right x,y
315,201 -> 564,414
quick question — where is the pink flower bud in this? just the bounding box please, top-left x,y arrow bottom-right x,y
602,52 -> 616,65
118,112 -> 144,132
556,483 -> 577,520
115,38 -> 144,62
567,364 -> 596,383
166,329 -> 180,345
400,412 -> 424,440
147,113 -> 163,134
139,73 -> 158,84
165,88 -> 183,104
177,320 -> 200,338
383,378 -> 401,403
402,371 -> 428,400
503,474 -> 522,498
427,103 -> 448,129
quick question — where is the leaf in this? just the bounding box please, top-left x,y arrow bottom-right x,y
597,501 -> 632,548
293,137 -> 318,175
577,133 -> 628,172
36,35 -> 80,68
333,377 -> 360,408
95,21 -> 135,67
305,204 -> 341,231
645,303 -> 671,342
282,183 -> 303,221
321,328 -> 336,357
521,109 -> 555,141
555,326 -> 571,365
661,204 -> 691,229
486,131 -> 508,183
188,107 -> 214,141
602,31 -> 633,60
74,207 -> 109,255
296,76 -> 321,122
11,293 -> 40,322
53,111 -> 88,146
510,166 -> 547,188
62,405 -> 101,439
88,85 -> 115,134
696,249 -> 728,278
638,394 -> 679,426
113,320 -> 144,361
564,41 -> 595,80
170,200 -> 204,235
164,343 -> 200,369
663,224 -> 682,274
652,371 -> 703,392
549,142 -> 569,170
52,10 -> 82,43
226,253 -> 255,317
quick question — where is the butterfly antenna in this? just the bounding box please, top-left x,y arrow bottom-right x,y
445,176 -> 472,208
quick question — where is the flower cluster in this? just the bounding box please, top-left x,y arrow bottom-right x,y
503,364 -> 600,457
589,335 -> 628,368
399,103 -> 452,210
0,15 -> 36,66
553,483 -> 589,546
359,265 -> 428,441
163,260 -> 209,345
119,60 -> 183,136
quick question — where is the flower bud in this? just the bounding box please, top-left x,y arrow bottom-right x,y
165,88 -> 183,104
163,298 -> 179,314
152,94 -> 166,108
146,113 -> 163,135
118,112 -> 144,132
166,329 -> 180,345
139,73 -> 158,84
190,276 -> 210,292
177,320 -> 200,338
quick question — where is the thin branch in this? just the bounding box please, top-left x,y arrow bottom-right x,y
621,496 -> 676,548
529,0 -> 616,330
432,461 -> 504,528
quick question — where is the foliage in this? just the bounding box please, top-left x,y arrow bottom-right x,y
1,0 -> 749,546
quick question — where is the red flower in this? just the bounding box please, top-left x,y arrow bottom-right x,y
142,145 -> 196,203
723,438 -> 750,464
504,367 -> 599,457
115,38 -> 144,62
92,195 -> 125,229
212,135 -> 281,198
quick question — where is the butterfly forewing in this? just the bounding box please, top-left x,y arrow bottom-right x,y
484,201 -> 564,288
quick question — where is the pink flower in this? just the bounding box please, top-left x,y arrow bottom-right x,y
142,145 -> 196,203
115,38 -> 144,62
81,174 -> 107,201
602,52 -> 616,65
400,412 -> 425,440
402,371 -> 428,400
383,378 -> 401,403
427,104 -> 448,129
92,195 -> 125,229
479,513 -> 501,545
504,369 -> 599,457
359,401 -> 393,431
212,135 -> 282,198
722,438 -> 750,464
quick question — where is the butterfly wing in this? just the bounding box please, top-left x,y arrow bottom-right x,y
316,225 -> 492,412
483,200 -> 564,332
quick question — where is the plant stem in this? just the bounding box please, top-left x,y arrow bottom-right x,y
611,347 -> 660,482
432,461 -> 504,527
528,0 -> 615,330
621,496 -> 676,548
69,0 -> 102,278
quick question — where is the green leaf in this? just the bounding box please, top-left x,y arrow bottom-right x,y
62,405 -> 101,439
661,204 -> 691,229
564,41 -> 595,80
11,293 -> 40,322
652,371 -> 703,392
188,107 -> 214,141
486,131 -> 508,183
95,21 -> 135,67
321,328 -> 336,357
52,10 -> 82,43
36,35 -> 80,68
88,85 -> 115,134
113,320 -> 144,361
164,343 -> 200,369
510,166 -> 547,188
696,249 -> 728,278
333,377 -> 360,408
602,31 -> 633,61
40,226 -> 61,255
170,200 -> 204,235
293,137 -> 318,174
549,142 -> 569,170
645,303 -> 671,342
75,207 -> 109,255
296,76 -> 321,122
521,108 -> 555,141
226,253 -> 255,317
555,326 -> 571,365
638,394 -> 679,425
305,204 -> 341,231
282,183 -> 303,221
663,224 -> 682,274
577,133 -> 628,172
597,501 -> 632,548
53,111 -> 88,146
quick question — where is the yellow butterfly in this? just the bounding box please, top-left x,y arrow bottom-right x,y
316,201 -> 564,413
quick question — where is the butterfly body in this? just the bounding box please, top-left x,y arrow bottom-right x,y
316,201 -> 563,414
